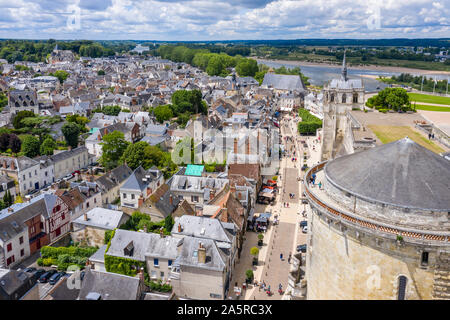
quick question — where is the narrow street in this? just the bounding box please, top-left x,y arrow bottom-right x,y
232,111 -> 321,300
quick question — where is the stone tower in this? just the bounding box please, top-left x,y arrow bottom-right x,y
321,52 -> 365,161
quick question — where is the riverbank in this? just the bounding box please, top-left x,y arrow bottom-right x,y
255,58 -> 450,76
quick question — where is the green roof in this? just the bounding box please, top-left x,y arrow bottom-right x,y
185,164 -> 204,176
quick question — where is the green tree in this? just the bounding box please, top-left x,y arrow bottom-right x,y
21,135 -> 40,157
102,105 -> 122,116
8,134 -> 22,154
40,137 -> 57,156
97,70 -> 105,76
100,131 -> 130,170
235,58 -> 258,77
153,105 -> 173,123
12,110 -> 35,129
61,122 -> 80,149
206,55 -> 225,76
50,70 -> 69,84
0,92 -> 7,110
121,141 -> 149,170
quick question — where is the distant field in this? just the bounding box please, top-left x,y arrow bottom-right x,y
414,104 -> 450,112
408,93 -> 450,106
368,125 -> 445,154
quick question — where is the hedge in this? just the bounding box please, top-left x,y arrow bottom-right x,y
104,254 -> 146,277
298,109 -> 322,134
146,279 -> 172,292
40,246 -> 98,259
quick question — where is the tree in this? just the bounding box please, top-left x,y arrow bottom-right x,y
100,131 -> 130,170
235,58 -> 258,77
50,70 -> 69,84
61,122 -> 80,149
9,134 -> 22,154
102,105 -> 122,116
121,141 -> 148,170
3,190 -> 13,207
0,133 -> 11,152
164,215 -> 174,232
153,105 -> 173,123
206,55 -> 224,76
97,70 -> 105,75
21,135 -> 40,158
40,137 -> 57,156
13,110 -> 35,129
0,92 -> 7,110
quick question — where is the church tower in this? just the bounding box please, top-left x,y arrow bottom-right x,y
320,51 -> 365,161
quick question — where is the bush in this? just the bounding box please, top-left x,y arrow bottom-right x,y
37,258 -> 43,266
379,108 -> 388,113
147,279 -> 173,292
245,269 -> 254,280
298,109 -> 322,135
250,247 -> 259,257
258,233 -> 264,240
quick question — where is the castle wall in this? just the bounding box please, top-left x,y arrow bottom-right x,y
306,208 -> 437,300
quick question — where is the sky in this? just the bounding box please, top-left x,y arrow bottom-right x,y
0,0 -> 448,40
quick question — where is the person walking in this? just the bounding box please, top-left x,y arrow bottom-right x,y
280,253 -> 283,261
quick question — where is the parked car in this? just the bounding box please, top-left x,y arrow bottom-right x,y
32,269 -> 46,279
49,271 -> 66,285
300,220 -> 307,228
297,244 -> 307,253
39,270 -> 58,283
302,226 -> 308,234
23,267 -> 36,273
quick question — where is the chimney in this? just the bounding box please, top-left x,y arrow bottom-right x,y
2,160 -> 6,169
138,267 -> 145,283
246,136 -> 250,155
84,212 -> 88,221
209,189 -> 215,200
198,242 -> 206,264
178,223 -> 182,233
10,161 -> 15,170
8,207 -> 13,213
159,227 -> 164,238
233,138 -> 237,154
138,195 -> 144,207
143,224 -> 147,233
169,195 -> 173,205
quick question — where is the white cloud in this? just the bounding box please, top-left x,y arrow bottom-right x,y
0,0 -> 448,39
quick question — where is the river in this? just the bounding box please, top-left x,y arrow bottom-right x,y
257,59 -> 450,93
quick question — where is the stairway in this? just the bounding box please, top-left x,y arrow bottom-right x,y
432,269 -> 450,300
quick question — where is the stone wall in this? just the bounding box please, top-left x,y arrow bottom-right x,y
306,207 -> 438,300
71,226 -> 106,247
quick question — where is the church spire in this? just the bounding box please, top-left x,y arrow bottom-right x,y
341,50 -> 348,81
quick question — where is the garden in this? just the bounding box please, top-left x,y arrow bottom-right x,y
37,245 -> 98,271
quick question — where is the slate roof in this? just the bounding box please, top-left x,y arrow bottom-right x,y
178,236 -> 226,272
78,268 -> 141,300
73,208 -> 126,230
149,184 -> 180,218
324,137 -> 450,211
50,146 -> 87,163
172,215 -> 233,244
262,73 -> 305,92
121,166 -> 161,192
96,164 -> 133,192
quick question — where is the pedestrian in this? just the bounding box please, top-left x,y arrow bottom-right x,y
280,253 -> 283,260
432,133 -> 435,139
428,133 -> 431,139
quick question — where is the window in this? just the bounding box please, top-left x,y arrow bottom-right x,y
168,259 -> 172,266
35,170 -> 37,176
23,175 -> 25,181
123,193 -> 127,199
55,228 -> 61,237
131,194 -> 135,200
154,258 -> 159,266
151,271 -> 157,279
7,243 -> 12,252
40,222 -> 43,229
160,271 -> 164,278
397,276 -> 407,300
61,213 -> 65,221
29,172 -> 31,178
353,93 -> 358,103
86,202 -> 90,208
191,196 -> 199,203
421,252 -> 429,266
94,198 -> 97,204
19,236 -> 23,244
342,93 -> 347,103
20,249 -> 24,257
30,225 -> 35,234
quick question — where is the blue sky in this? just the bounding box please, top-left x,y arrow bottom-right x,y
0,0 -> 448,40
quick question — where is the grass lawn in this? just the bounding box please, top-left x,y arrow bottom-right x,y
414,104 -> 450,112
368,125 -> 445,154
408,93 -> 450,106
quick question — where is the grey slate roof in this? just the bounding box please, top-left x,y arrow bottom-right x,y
324,137 -> 450,211
96,164 -> 133,192
262,73 -> 305,92
78,269 -> 141,300
121,166 -> 161,192
172,215 -> 233,244
178,236 -> 226,272
73,208 -> 126,230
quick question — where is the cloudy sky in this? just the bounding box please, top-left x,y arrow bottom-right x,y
0,0 -> 448,40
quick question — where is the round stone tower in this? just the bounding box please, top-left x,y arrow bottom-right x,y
304,137 -> 450,300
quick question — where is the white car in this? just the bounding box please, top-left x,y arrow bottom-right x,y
302,226 -> 308,233
63,173 -> 74,181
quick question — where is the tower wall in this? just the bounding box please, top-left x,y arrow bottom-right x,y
306,207 -> 437,300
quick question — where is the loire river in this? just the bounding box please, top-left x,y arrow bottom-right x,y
257,60 -> 449,93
